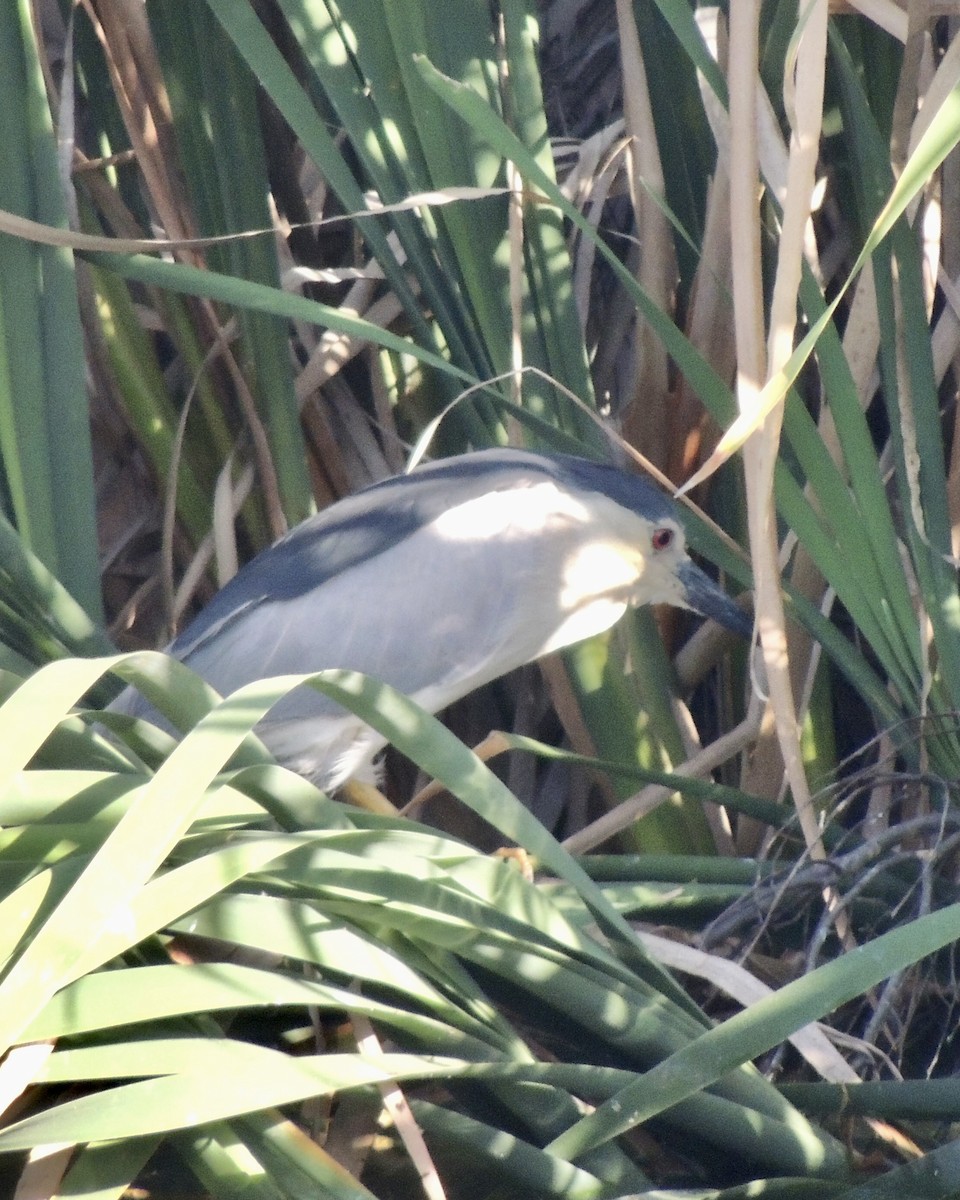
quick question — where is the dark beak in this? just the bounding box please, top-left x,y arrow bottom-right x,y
677,560 -> 752,638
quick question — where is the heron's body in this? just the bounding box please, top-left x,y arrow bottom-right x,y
115,449 -> 748,787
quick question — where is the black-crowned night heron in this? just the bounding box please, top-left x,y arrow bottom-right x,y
115,449 -> 749,789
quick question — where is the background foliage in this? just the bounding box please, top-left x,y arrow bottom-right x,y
3,0 -> 960,1196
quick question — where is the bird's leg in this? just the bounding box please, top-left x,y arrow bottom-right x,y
399,732 -> 536,880
340,778 -> 400,816
398,731 -> 512,815
491,845 -> 536,882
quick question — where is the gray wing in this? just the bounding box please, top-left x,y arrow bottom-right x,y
169,448 -> 561,663
171,507 -> 550,721
118,449 -> 575,726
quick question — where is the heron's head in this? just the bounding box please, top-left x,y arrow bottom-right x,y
538,455 -> 752,644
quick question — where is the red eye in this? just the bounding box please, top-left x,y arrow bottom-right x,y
652,527 -> 674,551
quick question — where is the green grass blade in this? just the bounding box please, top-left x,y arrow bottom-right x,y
151,1 -> 312,524
0,1 -> 101,619
546,900 -> 960,1161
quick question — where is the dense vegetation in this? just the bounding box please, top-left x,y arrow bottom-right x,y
3,0 -> 960,1196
